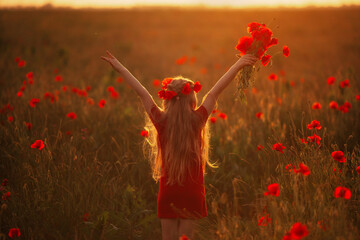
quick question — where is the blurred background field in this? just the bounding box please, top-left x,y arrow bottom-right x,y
0,7 -> 360,239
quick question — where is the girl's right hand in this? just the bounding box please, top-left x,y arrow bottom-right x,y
101,50 -> 124,73
237,54 -> 258,68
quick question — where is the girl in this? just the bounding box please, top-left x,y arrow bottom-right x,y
101,50 -> 257,240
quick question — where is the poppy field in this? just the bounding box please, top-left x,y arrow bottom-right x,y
1,7 -> 360,239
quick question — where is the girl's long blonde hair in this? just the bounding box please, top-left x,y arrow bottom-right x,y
144,76 -> 217,185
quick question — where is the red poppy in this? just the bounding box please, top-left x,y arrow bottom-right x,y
65,131 -> 72,136
282,232 -> 292,240
99,99 -> 106,108
331,151 -> 346,163
179,234 -> 189,240
210,117 -> 217,123
307,134 -> 321,145
86,98 -> 94,105
252,87 -> 258,94
356,165 -> 360,176
62,86 -> 68,92
258,214 -> 271,226
268,73 -> 278,81
256,112 -> 263,119
2,191 -> 10,200
26,72 -> 34,79
29,98 -> 40,107
285,163 -> 295,172
116,77 -> 123,83
317,219 -> 329,231
290,81 -> 295,87
110,90 -> 119,99
235,36 -> 254,55
83,213 -> 90,222
289,222 -> 309,239
276,97 -> 282,105
66,112 -> 77,119
176,56 -> 187,65
72,87 -> 79,94
312,102 -> 321,110
334,186 -> 351,199
272,143 -> 286,153
200,68 -> 208,75
257,145 -> 264,151
153,79 -> 160,87
268,38 -> 278,48
327,76 -> 335,85
294,163 -> 310,176
85,86 -> 91,92
8,116 -> 14,123
25,122 -> 32,130
44,92 -> 55,103
141,130 -> 149,138
18,60 -> 26,67
307,120 -> 321,130
164,91 -> 177,100
107,86 -> 115,92
157,90 -> 166,99
356,94 -> 360,101
218,112 -> 227,120
247,22 -> 264,33
31,140 -> 45,150
2,178 -> 8,186
55,75 -> 63,82
193,81 -> 202,93
261,55 -> 271,66
8,228 -> 20,238
343,101 -> 351,109
333,168 -> 342,174
181,83 -> 192,95
15,57 -> 20,63
300,138 -> 307,144
283,46 -> 290,57
329,101 -> 338,109
264,183 -> 279,196
338,104 -> 349,113
340,79 -> 349,88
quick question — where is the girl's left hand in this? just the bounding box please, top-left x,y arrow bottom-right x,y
101,50 -> 123,72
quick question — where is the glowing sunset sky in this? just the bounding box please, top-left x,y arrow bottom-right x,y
1,0 -> 359,8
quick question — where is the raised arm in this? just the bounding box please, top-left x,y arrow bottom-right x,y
201,54 -> 258,114
101,50 -> 155,114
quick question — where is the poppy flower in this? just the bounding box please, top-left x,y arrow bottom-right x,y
334,186 -> 351,199
258,214 -> 271,226
356,165 -> 360,176
16,91 -> 23,97
157,90 -> 166,99
164,91 -> 177,100
333,168 -> 342,174
62,86 -> 68,92
282,232 -> 292,240
289,223 -> 309,239
317,219 -> 329,231
268,73 -> 278,81
86,98 -> 94,105
15,57 -> 20,63
65,131 -> 72,136
8,228 -> 20,238
98,99 -> 106,108
193,81 -> 202,93
72,87 -> 79,93
25,122 -> 32,130
85,86 -> 91,92
312,102 -> 321,110
338,105 -> 349,113
264,183 -> 279,196
257,145 -> 264,151
252,87 -> 258,94
66,112 -> 77,119
2,191 -> 10,200
55,75 -> 63,82
343,101 -> 351,109
267,38 -> 278,48
153,79 -> 160,87
307,120 -> 321,130
210,117 -> 217,123
331,151 -> 346,163
179,234 -> 189,240
235,36 -> 254,55
110,90 -> 119,99
2,178 -> 8,186
290,81 -> 295,87
247,22 -> 263,33
162,78 -> 173,89
44,92 -> 55,103
116,77 -> 123,83
181,83 -> 192,95
77,90 -> 87,97
276,97 -> 282,105
26,72 -> 33,79
176,56 -> 187,65
141,130 -> 149,138
18,60 -> 26,67
283,46 -> 290,57
300,138 -> 307,144
285,163 -> 295,172
327,76 -> 335,85
356,94 -> 360,101
261,55 -> 271,66
8,116 -> 14,123
272,143 -> 286,153
83,213 -> 90,222
329,101 -> 338,109
218,112 -> 227,120
29,98 -> 40,107
200,68 -> 208,75
294,163 -> 310,176
307,134 -> 321,145
107,86 -> 115,92
340,79 -> 349,88
31,140 -> 45,150
256,112 -> 263,119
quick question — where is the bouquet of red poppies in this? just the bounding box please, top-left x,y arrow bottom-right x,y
235,22 -> 285,101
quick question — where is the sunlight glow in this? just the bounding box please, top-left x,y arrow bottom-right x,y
1,0 -> 359,8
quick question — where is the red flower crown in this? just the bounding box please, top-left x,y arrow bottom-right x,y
157,78 -> 202,100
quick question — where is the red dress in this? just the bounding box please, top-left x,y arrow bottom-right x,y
149,105 -> 209,219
